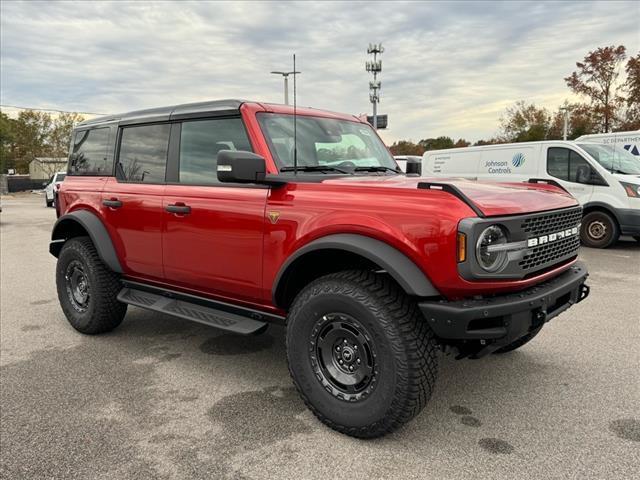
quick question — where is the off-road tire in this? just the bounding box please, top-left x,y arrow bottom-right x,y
56,236 -> 126,334
493,326 -> 542,354
581,211 -> 619,248
286,270 -> 438,438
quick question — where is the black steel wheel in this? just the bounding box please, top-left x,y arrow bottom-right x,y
312,313 -> 378,402
65,260 -> 91,312
286,270 -> 438,438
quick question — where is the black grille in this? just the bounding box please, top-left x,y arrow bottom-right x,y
521,207 -> 582,236
519,235 -> 580,270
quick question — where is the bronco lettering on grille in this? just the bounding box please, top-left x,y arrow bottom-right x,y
527,226 -> 579,247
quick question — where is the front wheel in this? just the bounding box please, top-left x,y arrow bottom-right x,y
46,195 -> 53,207
56,236 -> 127,334
581,211 -> 619,248
286,270 -> 438,438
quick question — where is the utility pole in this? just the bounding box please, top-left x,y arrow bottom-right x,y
271,70 -> 301,105
366,43 -> 384,129
559,106 -> 569,140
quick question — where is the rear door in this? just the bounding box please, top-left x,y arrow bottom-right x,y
101,123 -> 170,282
162,117 -> 267,304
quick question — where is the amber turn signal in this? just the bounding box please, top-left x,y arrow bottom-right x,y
457,232 -> 467,262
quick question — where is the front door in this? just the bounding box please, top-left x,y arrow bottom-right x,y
162,117 -> 267,304
545,146 -> 594,203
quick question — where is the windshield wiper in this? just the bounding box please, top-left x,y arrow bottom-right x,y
280,166 -> 352,174
353,166 -> 401,173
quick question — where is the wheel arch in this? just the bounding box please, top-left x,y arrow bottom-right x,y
582,202 -> 622,228
272,233 -> 440,310
50,210 -> 122,273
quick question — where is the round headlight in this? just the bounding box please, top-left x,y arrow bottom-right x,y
476,225 -> 508,272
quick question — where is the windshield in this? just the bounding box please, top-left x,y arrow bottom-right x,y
56,173 -> 66,182
257,113 -> 398,172
579,143 -> 640,175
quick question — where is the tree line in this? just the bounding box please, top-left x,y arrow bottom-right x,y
390,45 -> 639,155
0,110 -> 84,175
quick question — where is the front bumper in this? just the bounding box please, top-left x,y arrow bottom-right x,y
419,261 -> 589,357
618,208 -> 640,236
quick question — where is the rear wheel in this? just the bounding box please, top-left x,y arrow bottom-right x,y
56,237 -> 127,334
581,211 -> 619,248
286,270 -> 438,438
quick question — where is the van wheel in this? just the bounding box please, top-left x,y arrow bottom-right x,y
286,270 -> 438,438
56,236 -> 127,334
46,197 -> 53,207
581,211 -> 619,248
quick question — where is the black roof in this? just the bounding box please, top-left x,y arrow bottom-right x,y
78,99 -> 248,127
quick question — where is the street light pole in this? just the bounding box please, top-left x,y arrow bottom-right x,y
560,106 -> 569,140
271,70 -> 301,105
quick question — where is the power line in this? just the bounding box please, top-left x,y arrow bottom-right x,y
0,104 -> 107,116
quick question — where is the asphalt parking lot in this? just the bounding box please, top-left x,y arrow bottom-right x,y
1,193 -> 638,480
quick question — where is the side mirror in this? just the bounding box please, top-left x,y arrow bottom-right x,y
217,150 -> 285,186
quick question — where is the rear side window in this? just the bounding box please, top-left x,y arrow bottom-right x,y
118,124 -> 170,183
178,118 -> 252,185
547,147 -> 591,183
69,128 -> 111,175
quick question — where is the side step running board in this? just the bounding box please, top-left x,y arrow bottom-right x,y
117,287 -> 269,335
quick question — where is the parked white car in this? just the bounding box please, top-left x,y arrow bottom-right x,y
422,140 -> 640,248
44,171 -> 67,207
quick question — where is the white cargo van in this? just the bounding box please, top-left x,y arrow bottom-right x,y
576,130 -> 640,156
422,140 -> 640,248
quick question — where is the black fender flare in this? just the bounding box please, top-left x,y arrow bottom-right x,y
50,210 -> 122,273
272,233 -> 440,306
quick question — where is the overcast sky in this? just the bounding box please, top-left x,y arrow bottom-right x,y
1,0 -> 638,143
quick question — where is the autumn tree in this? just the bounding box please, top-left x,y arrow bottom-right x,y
418,136 -> 454,151
388,140 -> 423,156
547,103 -> 599,140
498,101 -> 550,142
50,112 -> 84,157
0,112 -> 17,173
565,45 -> 627,132
621,53 -> 640,130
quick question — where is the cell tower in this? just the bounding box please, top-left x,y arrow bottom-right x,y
366,43 -> 384,129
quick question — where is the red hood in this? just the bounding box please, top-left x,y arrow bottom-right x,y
321,176 -> 578,217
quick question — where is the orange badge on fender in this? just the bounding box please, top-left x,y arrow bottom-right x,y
268,211 -> 281,224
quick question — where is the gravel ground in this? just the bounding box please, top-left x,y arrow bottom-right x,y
1,193 -> 639,480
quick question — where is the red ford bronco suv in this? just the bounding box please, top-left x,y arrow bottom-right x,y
50,100 -> 589,438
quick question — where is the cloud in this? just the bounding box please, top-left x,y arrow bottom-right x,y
1,0 -> 638,143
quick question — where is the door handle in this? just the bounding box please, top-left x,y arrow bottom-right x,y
103,198 -> 123,209
166,203 -> 191,214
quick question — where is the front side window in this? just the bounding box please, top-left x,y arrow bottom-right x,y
547,147 -> 594,183
70,127 -> 110,175
118,124 -> 170,183
179,118 -> 252,185
257,113 -> 397,171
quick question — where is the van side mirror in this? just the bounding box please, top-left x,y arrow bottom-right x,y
217,150 -> 286,186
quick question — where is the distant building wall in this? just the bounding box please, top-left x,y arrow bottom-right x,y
29,158 -> 67,180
